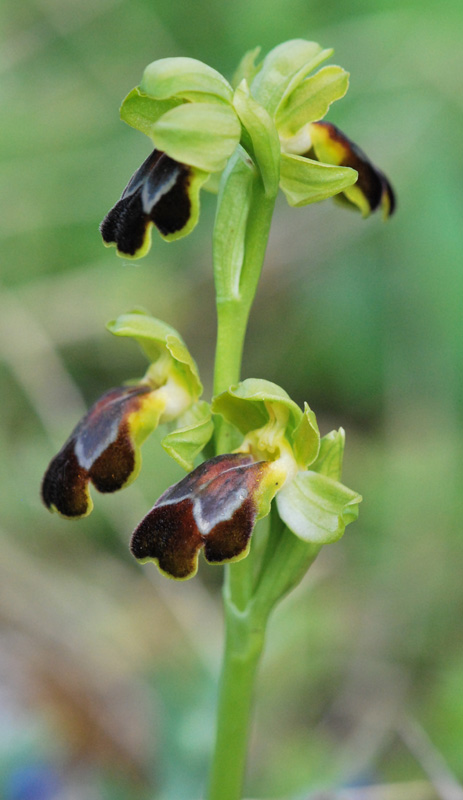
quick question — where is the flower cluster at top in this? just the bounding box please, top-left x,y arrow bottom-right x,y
100,39 -> 395,259
42,311 -> 361,580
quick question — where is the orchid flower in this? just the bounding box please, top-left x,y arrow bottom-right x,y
130,379 -> 361,579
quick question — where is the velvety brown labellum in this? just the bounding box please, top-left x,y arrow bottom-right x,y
130,453 -> 269,579
309,121 -> 396,216
100,149 -> 192,256
41,384 -> 152,518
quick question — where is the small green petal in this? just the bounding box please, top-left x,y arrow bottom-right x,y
151,102 -> 241,172
232,46 -> 262,89
213,148 -> 255,302
276,470 -> 362,544
233,80 -> 280,196
212,378 -> 302,437
141,57 -> 233,103
292,402 -> 320,468
276,65 -> 349,136
120,88 -> 183,137
106,311 -> 202,398
279,152 -> 357,207
162,401 -> 214,471
251,39 -> 332,116
311,428 -> 346,480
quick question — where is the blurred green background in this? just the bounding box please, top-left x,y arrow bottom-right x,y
1,0 -> 463,798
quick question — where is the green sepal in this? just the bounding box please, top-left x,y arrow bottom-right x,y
150,102 -> 241,172
213,148 -> 255,302
233,81 -> 280,196
232,46 -> 262,89
141,57 -> 233,103
251,39 -> 333,116
292,402 -> 320,468
212,378 -> 302,438
312,428 -> 345,480
120,88 -> 183,137
106,311 -> 202,398
279,152 -> 357,206
276,470 -> 362,544
161,401 -> 214,471
276,65 -> 349,136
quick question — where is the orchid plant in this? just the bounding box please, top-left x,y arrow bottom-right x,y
42,39 -> 394,800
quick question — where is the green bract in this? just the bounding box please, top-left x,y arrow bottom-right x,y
233,81 -> 280,197
212,379 -> 361,546
213,148 -> 255,302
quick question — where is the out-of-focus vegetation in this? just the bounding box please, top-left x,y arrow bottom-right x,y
1,0 -> 463,798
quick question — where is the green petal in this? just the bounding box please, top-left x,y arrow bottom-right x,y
212,378 -> 302,437
213,148 -> 255,302
251,39 -> 333,116
232,46 -> 262,89
276,65 -> 349,136
276,470 -> 362,544
162,401 -> 214,471
151,102 -> 241,172
279,152 -> 357,207
106,311 -> 202,398
120,88 -> 183,137
233,81 -> 280,196
141,57 -> 233,103
292,402 -> 320,468
311,428 -> 345,480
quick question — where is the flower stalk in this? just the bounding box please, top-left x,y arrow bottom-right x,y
41,38 -> 395,800
207,599 -> 266,800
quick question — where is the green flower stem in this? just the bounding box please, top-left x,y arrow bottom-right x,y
212,175 -> 276,395
213,176 -> 276,453
207,601 -> 267,800
208,174 -> 277,799
226,542 -> 256,612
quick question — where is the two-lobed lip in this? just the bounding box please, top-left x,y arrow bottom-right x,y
100,149 -> 194,258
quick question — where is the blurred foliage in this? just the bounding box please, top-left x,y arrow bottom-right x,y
1,0 -> 463,798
